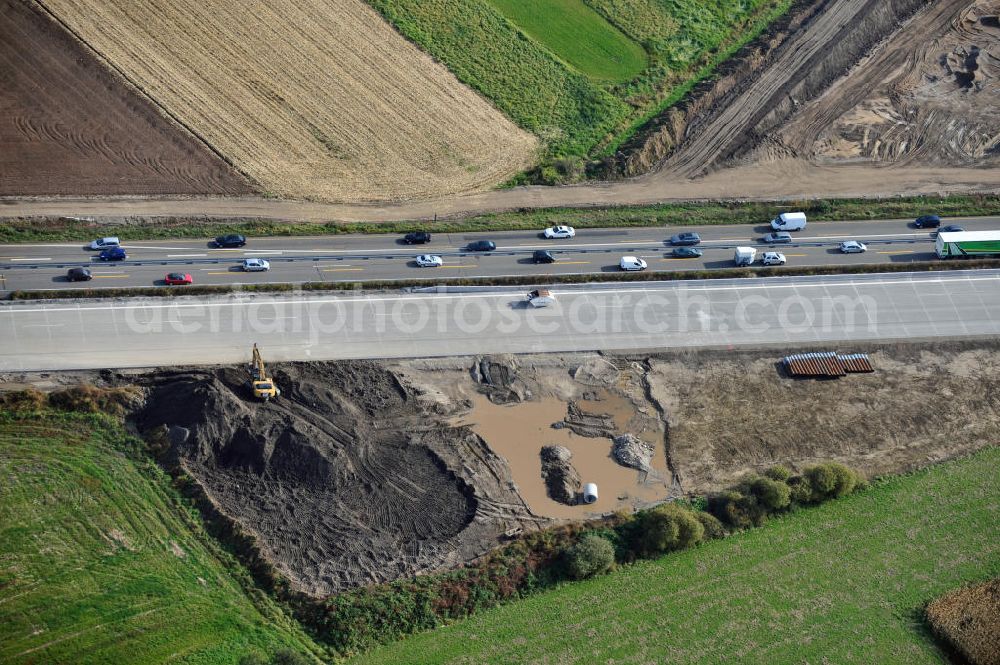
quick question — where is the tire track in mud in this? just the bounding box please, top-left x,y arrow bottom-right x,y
659,0 -> 932,178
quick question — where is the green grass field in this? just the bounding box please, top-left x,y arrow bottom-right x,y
366,0 -> 789,161
351,446 -> 1000,664
0,411 -> 319,664
485,0 -> 646,81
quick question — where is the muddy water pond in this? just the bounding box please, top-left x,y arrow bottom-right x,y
461,393 -> 669,519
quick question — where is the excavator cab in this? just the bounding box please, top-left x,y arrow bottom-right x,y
249,343 -> 280,400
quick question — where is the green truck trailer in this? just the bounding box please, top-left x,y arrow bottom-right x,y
935,230 -> 1000,258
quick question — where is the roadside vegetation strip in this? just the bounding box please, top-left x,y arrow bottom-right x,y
349,446 -> 1000,664
484,0 -> 646,82
3,194 -> 1000,244
9,258 -> 1000,301
0,402 -> 322,664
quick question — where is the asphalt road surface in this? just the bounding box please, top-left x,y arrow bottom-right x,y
0,216 -> 996,292
2,270 -> 997,371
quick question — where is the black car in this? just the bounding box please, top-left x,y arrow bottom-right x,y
67,267 -> 92,281
671,247 -> 703,258
933,224 -> 964,237
669,232 -> 701,246
403,231 -> 431,244
214,234 -> 247,247
532,250 -> 555,264
467,240 -> 496,251
913,215 -> 941,229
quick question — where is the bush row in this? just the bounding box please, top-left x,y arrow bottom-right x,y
0,384 -> 142,416
288,461 -> 865,656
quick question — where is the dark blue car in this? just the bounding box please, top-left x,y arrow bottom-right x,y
98,247 -> 127,261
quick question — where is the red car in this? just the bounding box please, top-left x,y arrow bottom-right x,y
164,272 -> 193,285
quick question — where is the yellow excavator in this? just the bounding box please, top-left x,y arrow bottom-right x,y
249,343 -> 280,401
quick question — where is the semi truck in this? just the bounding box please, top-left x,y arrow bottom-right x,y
935,230 -> 1000,258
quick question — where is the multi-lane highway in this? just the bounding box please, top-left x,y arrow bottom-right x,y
1,216 -> 995,292
2,271 -> 998,371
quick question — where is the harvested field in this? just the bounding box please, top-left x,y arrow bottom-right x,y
926,578 -> 1000,665
0,0 -> 248,196
39,0 -> 538,203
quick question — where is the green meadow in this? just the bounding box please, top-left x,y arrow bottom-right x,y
351,446 -> 1000,664
0,411 -> 319,664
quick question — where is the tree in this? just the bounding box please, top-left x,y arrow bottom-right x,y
693,511 -> 726,539
564,534 -> 616,580
764,465 -> 791,482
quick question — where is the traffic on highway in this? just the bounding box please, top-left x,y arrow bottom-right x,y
0,215 -> 996,292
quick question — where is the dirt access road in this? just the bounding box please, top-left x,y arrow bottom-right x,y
4,0 -> 999,222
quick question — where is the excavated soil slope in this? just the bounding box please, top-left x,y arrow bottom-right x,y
0,0 -> 249,196
137,361 -> 537,596
38,0 -> 538,203
789,0 -> 1000,167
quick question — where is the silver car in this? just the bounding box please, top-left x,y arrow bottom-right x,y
88,236 -> 120,250
242,258 -> 270,272
839,241 -> 867,253
415,254 -> 443,267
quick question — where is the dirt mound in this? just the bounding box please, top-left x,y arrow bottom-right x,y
138,361 -> 536,595
539,446 -> 581,505
0,0 -> 249,196
927,578 -> 1000,665
612,434 -> 654,471
556,401 -> 617,438
472,355 -> 533,404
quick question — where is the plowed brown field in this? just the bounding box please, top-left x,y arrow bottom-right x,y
38,0 -> 538,203
0,0 -> 249,196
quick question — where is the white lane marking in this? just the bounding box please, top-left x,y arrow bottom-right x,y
20,323 -> 64,328
3,274 -> 998,314
167,253 -> 208,258
11,257 -> 50,261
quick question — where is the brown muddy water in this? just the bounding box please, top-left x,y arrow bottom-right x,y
461,393 -> 670,519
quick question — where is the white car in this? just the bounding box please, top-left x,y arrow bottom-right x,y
543,225 -> 575,239
88,236 -> 120,250
619,256 -> 647,271
242,258 -> 270,272
840,240 -> 867,254
415,254 -> 443,267
761,251 -> 786,266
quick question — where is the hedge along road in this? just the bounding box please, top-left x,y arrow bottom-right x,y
2,270 -> 998,371
3,216 -> 998,292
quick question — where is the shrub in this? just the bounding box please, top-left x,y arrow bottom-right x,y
564,534 -> 616,580
747,476 -> 791,511
805,464 -> 838,498
710,490 -> 766,530
788,476 -> 814,505
47,384 -> 141,417
631,503 -> 704,556
764,465 -> 791,482
0,388 -> 47,411
693,511 -> 727,540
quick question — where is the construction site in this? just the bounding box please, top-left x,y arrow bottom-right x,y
1,338 -> 985,597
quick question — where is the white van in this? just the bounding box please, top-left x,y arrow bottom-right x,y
619,256 -> 647,271
770,212 -> 807,231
